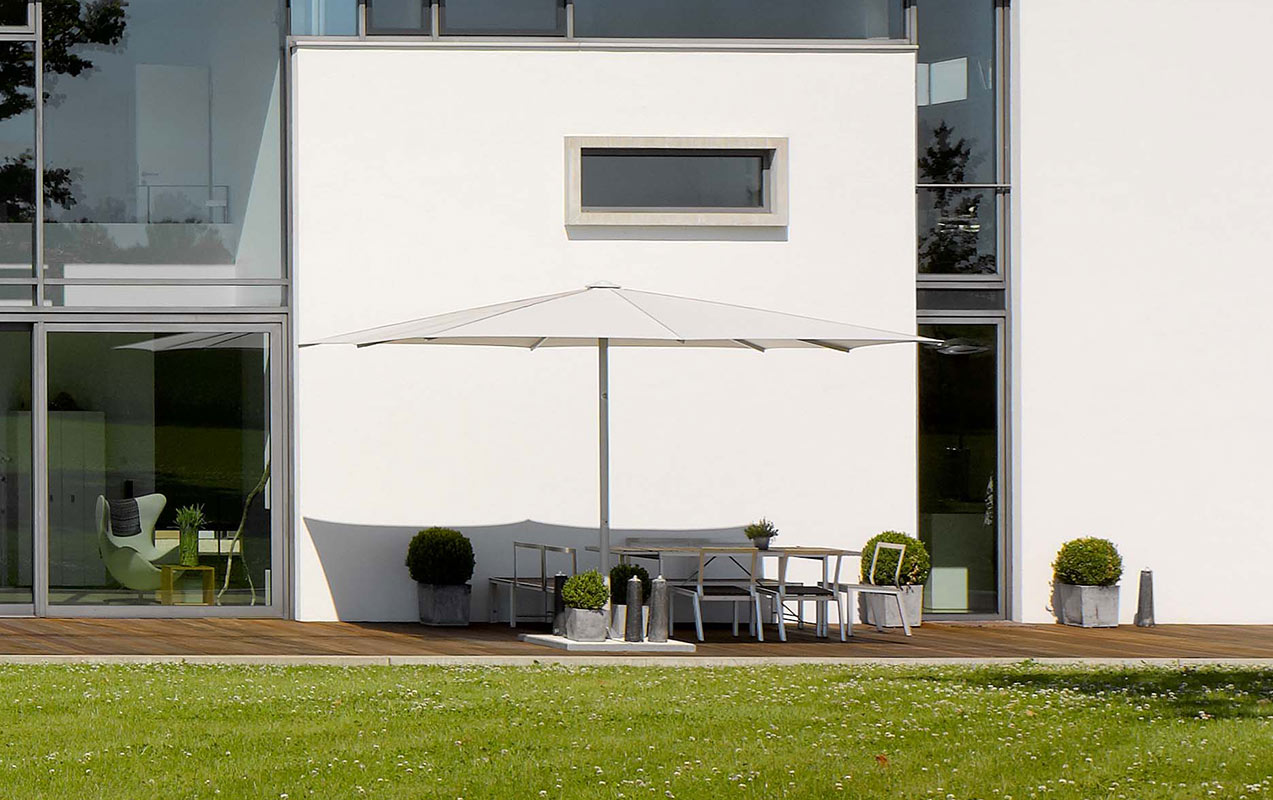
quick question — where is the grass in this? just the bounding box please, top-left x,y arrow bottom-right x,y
0,663 -> 1269,799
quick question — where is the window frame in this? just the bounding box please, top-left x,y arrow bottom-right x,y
565,137 -> 788,227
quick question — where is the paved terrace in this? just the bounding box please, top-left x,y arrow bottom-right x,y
0,620 -> 1270,663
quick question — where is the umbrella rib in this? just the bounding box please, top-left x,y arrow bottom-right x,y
734,339 -> 766,352
613,290 -> 685,339
800,339 -> 855,354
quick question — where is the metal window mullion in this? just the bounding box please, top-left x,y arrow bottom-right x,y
565,0 -> 573,39
33,6 -> 42,307
31,320 -> 47,615
431,0 -> 439,39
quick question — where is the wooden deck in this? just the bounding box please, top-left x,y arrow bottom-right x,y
0,618 -> 1270,660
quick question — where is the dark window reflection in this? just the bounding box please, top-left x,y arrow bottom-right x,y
0,327 -> 32,603
916,0 -> 996,185
0,0 -> 26,27
582,150 -> 765,209
917,187 -> 997,275
918,324 -> 999,615
574,0 -> 903,39
368,0 -> 430,33
0,42 -> 34,276
440,0 -> 565,35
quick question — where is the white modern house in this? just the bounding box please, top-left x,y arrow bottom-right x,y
0,0 -> 1267,626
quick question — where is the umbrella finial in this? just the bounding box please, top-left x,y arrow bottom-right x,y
586,280 -> 621,289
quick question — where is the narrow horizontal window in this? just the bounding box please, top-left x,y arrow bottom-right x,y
290,0 -> 358,35
439,0 -> 565,35
581,149 -> 766,211
566,138 -> 788,227
367,0 -> 431,34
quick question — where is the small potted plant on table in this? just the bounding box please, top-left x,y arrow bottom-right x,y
744,518 -> 779,550
858,530 -> 930,629
405,527 -> 475,626
561,570 -> 608,641
174,504 -> 206,567
1052,537 -> 1122,628
608,563 -> 652,639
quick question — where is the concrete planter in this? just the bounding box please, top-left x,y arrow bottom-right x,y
417,583 -> 472,626
859,584 -> 924,628
1054,583 -> 1120,628
609,604 -> 649,640
564,607 -> 608,642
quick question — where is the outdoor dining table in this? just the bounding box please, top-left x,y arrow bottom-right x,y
594,544 -> 862,640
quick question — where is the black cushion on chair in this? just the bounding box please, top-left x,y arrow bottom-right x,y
108,498 -> 142,537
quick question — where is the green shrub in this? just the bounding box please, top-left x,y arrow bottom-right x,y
609,563 -> 652,605
860,531 -> 931,586
405,527 -> 474,586
562,571 -> 607,610
1053,537 -> 1122,586
743,518 -> 778,541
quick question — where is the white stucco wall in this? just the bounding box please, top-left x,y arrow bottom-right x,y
291,45 -> 919,621
1016,0 -> 1273,622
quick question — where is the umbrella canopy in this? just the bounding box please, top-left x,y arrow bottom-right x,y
307,282 -> 937,604
310,281 -> 929,352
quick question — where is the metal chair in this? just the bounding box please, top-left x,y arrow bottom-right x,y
669,548 -> 769,642
488,542 -> 577,627
833,541 -> 913,639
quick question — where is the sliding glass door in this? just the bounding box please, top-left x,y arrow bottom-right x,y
42,326 -> 281,612
0,321 -> 284,615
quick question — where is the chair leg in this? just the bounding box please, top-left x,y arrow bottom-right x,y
753,593 -> 764,642
844,590 -> 855,638
692,595 -> 704,642
731,602 -> 740,637
777,598 -> 788,643
748,598 -> 757,637
896,594 -> 912,637
836,592 -> 847,642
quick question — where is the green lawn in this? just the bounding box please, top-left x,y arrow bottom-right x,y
0,663 -> 1269,799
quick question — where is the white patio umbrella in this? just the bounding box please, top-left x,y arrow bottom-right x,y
305,281 -> 937,578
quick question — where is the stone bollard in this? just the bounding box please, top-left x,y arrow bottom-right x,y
647,575 -> 669,643
625,575 -> 644,642
552,572 -> 568,635
1134,569 -> 1155,627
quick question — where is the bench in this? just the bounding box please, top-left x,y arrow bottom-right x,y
488,542 -> 578,627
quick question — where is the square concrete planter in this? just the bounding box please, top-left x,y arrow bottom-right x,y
1054,583 -> 1119,628
609,604 -> 649,640
859,585 -> 924,628
417,583 -> 472,626
564,607 -> 608,642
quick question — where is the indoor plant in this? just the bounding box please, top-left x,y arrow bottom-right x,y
858,530 -> 930,628
405,527 -> 475,626
1051,537 -> 1122,628
561,570 -> 608,641
608,563 -> 652,639
174,504 -> 206,567
744,518 -> 779,550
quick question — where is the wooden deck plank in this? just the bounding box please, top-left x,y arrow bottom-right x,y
0,618 -> 1269,658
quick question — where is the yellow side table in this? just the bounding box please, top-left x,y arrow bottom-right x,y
159,564 -> 216,606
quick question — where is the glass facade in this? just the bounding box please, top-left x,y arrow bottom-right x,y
574,0 -> 903,39
440,0 -> 564,35
46,331 -> 273,607
367,0 -> 430,33
291,0 -> 359,35
42,0 -> 285,304
0,327 -> 31,604
918,324 -> 999,615
0,41 -> 34,278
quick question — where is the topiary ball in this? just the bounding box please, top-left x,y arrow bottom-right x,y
405,527 -> 475,586
860,530 -> 931,586
1052,537 -> 1122,587
562,570 -> 607,610
609,563 -> 652,605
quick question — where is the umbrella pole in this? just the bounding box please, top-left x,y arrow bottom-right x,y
598,338 -> 611,592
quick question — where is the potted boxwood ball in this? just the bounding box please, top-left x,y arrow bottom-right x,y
1052,537 -> 1122,628
562,570 -> 608,642
405,527 -> 475,626
744,518 -> 779,550
608,563 -> 652,640
858,530 -> 930,629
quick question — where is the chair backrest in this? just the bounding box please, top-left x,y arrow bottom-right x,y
866,541 -> 907,587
